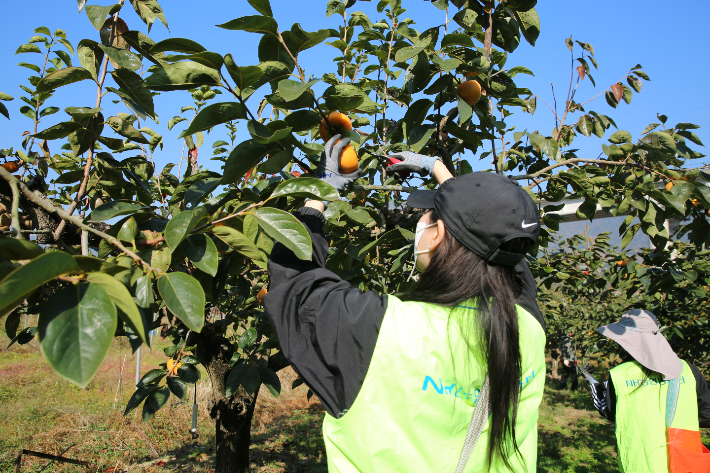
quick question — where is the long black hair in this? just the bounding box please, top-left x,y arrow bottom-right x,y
400,210 -> 534,470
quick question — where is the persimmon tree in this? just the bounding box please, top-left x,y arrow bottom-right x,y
0,0 -> 705,471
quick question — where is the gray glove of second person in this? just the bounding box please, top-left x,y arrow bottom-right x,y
316,135 -> 362,191
386,151 -> 439,176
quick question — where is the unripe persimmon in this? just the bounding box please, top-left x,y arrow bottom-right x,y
319,112 -> 353,141
665,181 -> 674,191
457,80 -> 482,106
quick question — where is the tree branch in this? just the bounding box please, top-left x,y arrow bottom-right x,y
9,178 -> 23,239
54,7 -> 122,241
0,167 -> 159,272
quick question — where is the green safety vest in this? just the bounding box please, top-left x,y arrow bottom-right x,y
322,296 -> 546,472
609,360 -> 698,473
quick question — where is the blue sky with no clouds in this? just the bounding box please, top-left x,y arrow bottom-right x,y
0,0 -> 707,177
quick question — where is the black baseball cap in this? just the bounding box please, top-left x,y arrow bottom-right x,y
407,172 -> 540,266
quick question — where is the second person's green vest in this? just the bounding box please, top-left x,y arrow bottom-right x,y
322,296 -> 546,472
609,359 -> 698,473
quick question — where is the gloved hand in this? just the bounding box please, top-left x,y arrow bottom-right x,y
315,135 -> 362,191
386,151 -> 439,176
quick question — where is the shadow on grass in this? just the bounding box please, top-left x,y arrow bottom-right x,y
149,403 -> 328,473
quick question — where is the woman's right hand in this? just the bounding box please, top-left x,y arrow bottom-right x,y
386,152 -> 453,184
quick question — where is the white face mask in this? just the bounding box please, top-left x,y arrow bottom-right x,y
413,221 -> 437,271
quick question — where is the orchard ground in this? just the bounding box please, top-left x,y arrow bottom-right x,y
5,326 -> 706,473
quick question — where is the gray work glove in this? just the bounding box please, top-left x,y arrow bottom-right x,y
578,363 -> 599,384
316,135 -> 362,191
386,151 -> 439,176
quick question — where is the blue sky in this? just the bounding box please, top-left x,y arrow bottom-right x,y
0,0 -> 707,177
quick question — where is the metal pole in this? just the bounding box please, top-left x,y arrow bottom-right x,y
135,345 -> 141,386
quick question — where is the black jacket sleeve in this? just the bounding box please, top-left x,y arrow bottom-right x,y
263,207 -> 388,418
689,363 -> 710,428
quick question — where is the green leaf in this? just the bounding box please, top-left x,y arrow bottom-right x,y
278,79 -> 319,102
85,272 -> 147,343
357,229 -> 406,258
18,62 -> 41,73
106,116 -> 150,144
257,365 -> 281,397
223,140 -> 277,184
167,377 -> 188,400
33,121 -> 84,140
441,33 -> 474,48
223,55 -> 263,91
111,69 -> 156,119
0,103 -> 8,119
184,178 -> 221,209
248,0 -> 273,16
180,234 -> 218,276
322,83 -> 366,111
39,106 -> 60,118
225,363 -> 261,396
39,283 -> 117,388
147,386 -> 170,413
238,328 -> 258,349
150,38 -> 206,54
178,102 -> 247,139
84,4 -> 121,31
36,67 -> 93,92
247,120 -> 292,144
288,24 -> 329,54
177,363 -> 201,383
514,8 -> 540,47
145,61 -> 221,91
77,40 -> 104,82
269,177 -> 339,201
0,239 -> 44,260
128,0 -> 169,33
137,369 -> 168,388
260,149 -> 294,174
541,138 -> 560,161
91,201 -> 148,221
252,207 -> 312,261
124,384 -> 160,415
609,131 -> 632,144
99,45 -> 141,71
217,15 -> 278,36
283,110 -> 321,132
73,256 -> 126,276
211,226 -> 264,262
408,124 -> 436,153
403,99 -> 433,141
16,44 -> 42,54
165,207 -> 209,252
157,273 -> 206,332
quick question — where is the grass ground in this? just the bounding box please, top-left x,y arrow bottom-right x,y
2,326 -> 706,473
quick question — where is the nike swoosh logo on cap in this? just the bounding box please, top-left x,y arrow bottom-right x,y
521,221 -> 537,229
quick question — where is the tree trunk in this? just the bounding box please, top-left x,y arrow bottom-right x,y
193,328 -> 258,473
211,393 -> 258,473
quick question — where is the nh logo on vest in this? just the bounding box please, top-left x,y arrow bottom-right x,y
625,376 -> 686,387
421,371 -> 536,402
